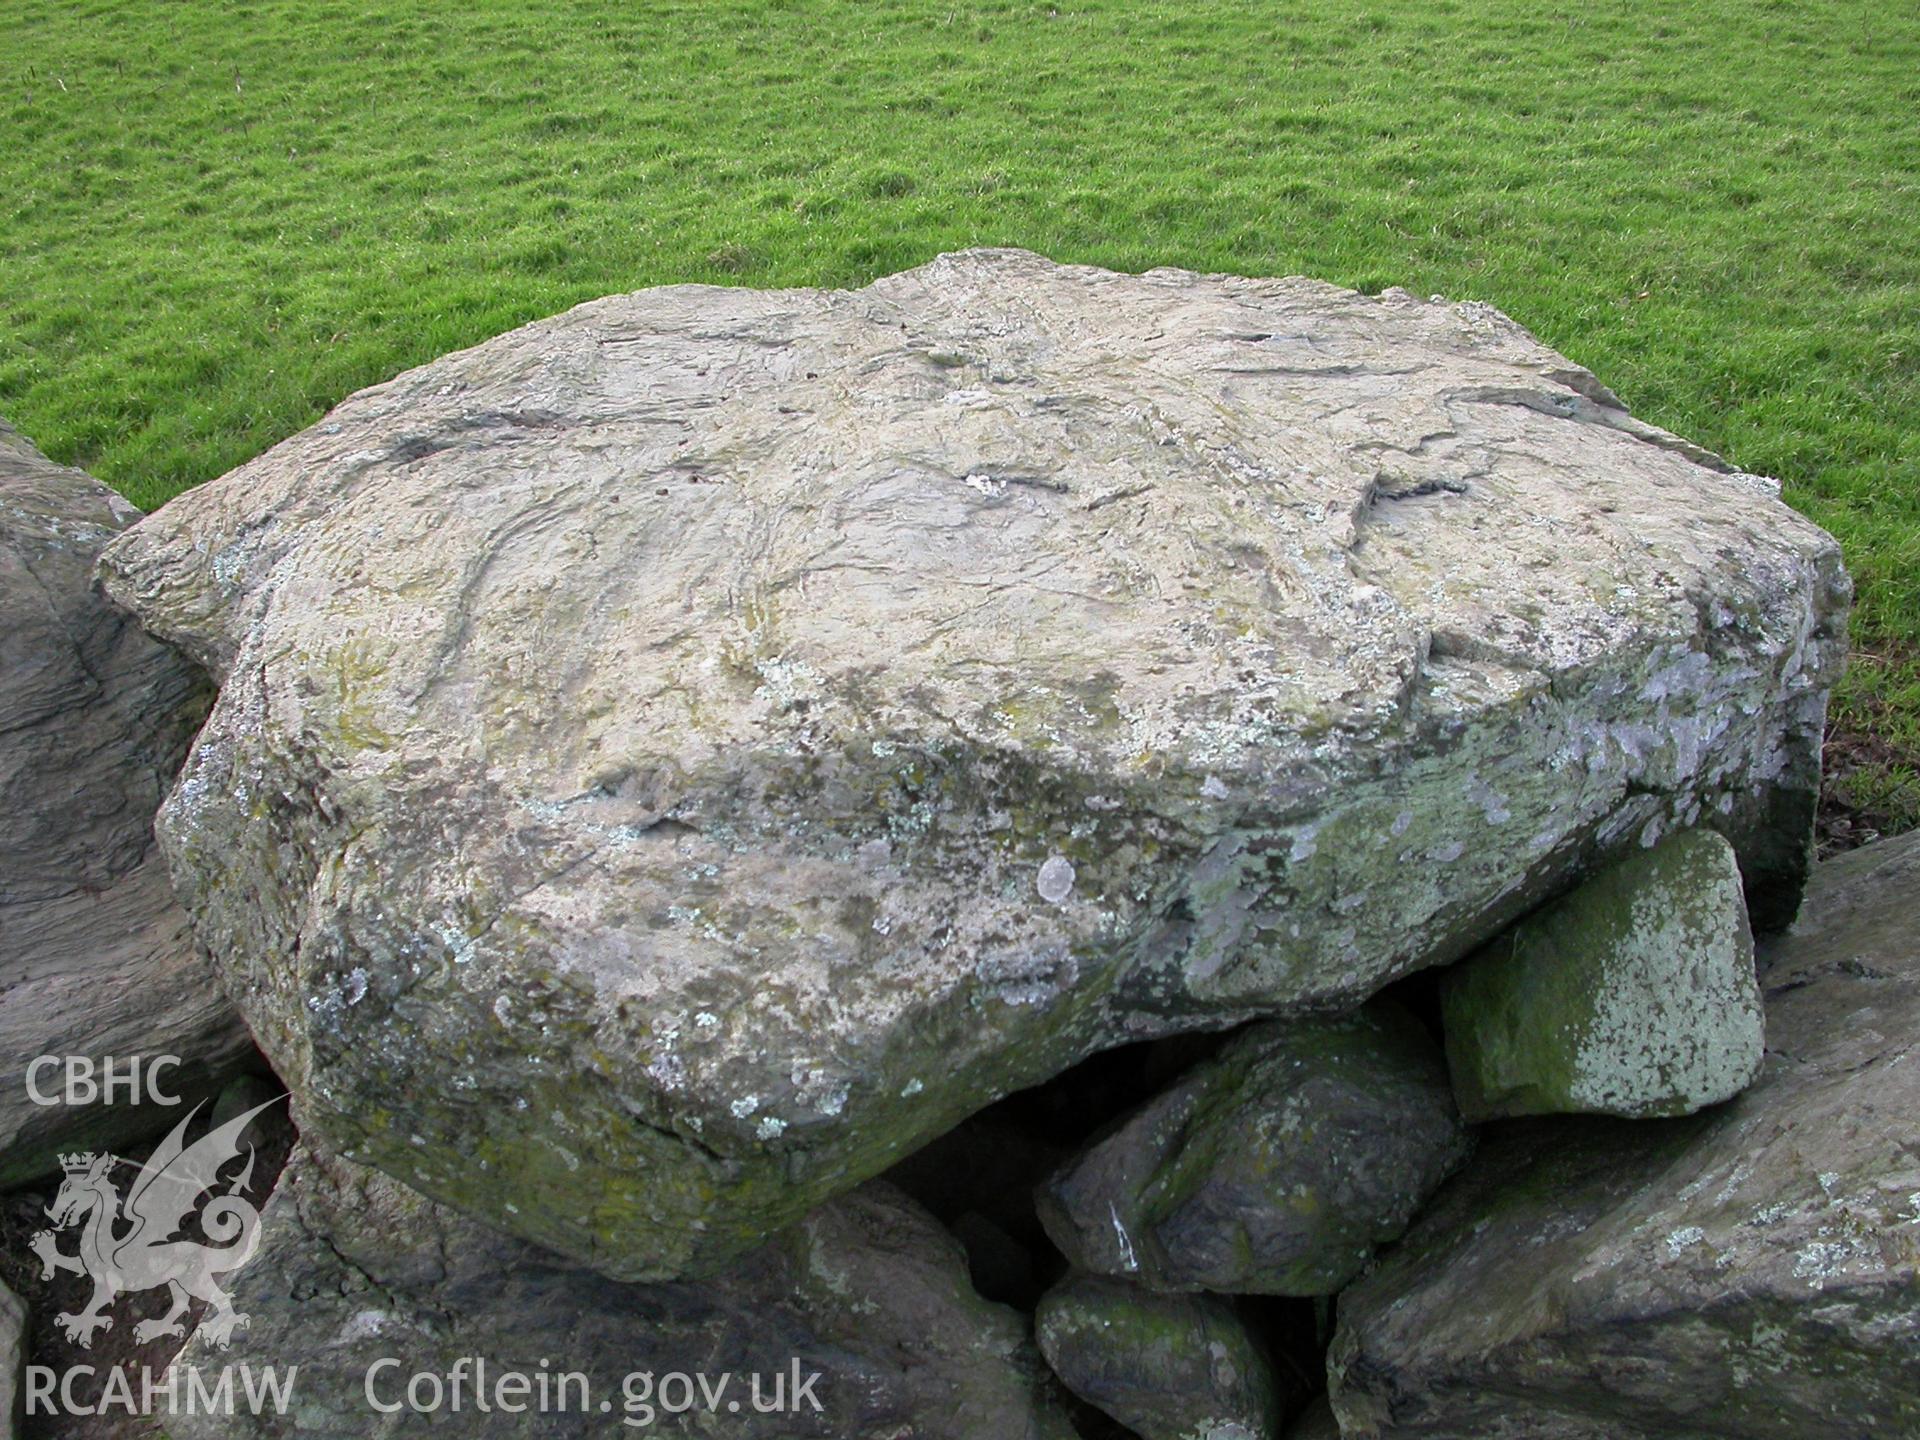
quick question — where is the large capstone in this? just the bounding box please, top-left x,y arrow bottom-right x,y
1328,831 -> 1920,1439
166,1145 -> 1076,1440
1036,1004 -> 1469,1294
1441,827 -> 1764,1120
0,418 -> 252,1185
97,249 -> 1847,1279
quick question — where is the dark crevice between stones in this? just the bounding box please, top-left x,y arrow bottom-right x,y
1374,961 -> 1449,1051
884,1028 -> 1241,1306
884,1025 -> 1340,1437
1240,1292 -> 1337,1421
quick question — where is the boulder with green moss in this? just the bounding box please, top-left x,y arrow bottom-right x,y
168,1144 -> 1077,1440
1036,1003 -> 1470,1294
1035,1272 -> 1280,1440
1441,827 -> 1764,1121
96,250 -> 1846,1280
1328,832 -> 1920,1439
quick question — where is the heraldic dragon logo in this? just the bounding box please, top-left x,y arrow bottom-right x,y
28,1098 -> 279,1349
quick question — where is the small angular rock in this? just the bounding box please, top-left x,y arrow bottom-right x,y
1441,827 -> 1764,1121
1036,1004 -> 1470,1295
0,418 -> 252,1185
1035,1272 -> 1281,1440
1329,831 -> 1920,1440
166,1145 -> 1075,1440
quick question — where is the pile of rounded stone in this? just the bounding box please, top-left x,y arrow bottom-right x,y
6,252 -> 1915,1439
1022,824 -> 1783,1439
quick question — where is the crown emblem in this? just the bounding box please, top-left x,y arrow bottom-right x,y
58,1152 -> 95,1173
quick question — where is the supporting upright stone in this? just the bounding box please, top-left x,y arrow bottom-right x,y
1441,828 -> 1764,1121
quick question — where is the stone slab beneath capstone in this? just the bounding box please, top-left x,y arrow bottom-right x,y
1036,1003 -> 1470,1295
1441,827 -> 1764,1121
0,417 -> 254,1186
165,1144 -> 1076,1440
1327,830 -> 1920,1439
95,249 -> 1847,1280
1035,1272 -> 1281,1440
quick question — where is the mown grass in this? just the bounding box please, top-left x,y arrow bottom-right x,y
4,0 -> 1916,829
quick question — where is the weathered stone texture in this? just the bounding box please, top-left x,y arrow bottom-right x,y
0,1275 -> 23,1438
1330,831 -> 1920,1439
1035,1272 -> 1280,1440
168,1145 -> 1075,1439
1037,1004 -> 1469,1295
0,418 -> 251,1184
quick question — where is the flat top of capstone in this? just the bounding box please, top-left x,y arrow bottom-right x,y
113,249 -> 1832,780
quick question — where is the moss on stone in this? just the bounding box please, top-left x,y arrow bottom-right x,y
1441,827 -> 1763,1121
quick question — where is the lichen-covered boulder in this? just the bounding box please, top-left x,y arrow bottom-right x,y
0,418 -> 252,1185
1441,828 -> 1763,1121
167,1146 -> 1076,1440
1328,831 -> 1920,1439
1036,1004 -> 1469,1294
1035,1273 -> 1280,1440
97,249 -> 1846,1279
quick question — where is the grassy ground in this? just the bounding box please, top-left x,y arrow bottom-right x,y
4,0 -> 1916,833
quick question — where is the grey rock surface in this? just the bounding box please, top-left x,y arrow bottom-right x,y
168,1144 -> 1075,1439
1037,1004 -> 1469,1294
1,1276 -> 22,1440
1035,1272 -> 1280,1440
1441,827 -> 1764,1120
0,418 -> 252,1185
97,249 -> 1846,1279
1328,831 -> 1920,1439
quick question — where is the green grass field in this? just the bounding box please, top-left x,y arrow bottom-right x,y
5,0 -> 1916,832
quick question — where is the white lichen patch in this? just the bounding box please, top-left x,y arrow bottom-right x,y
1037,854 -> 1076,904
1664,1225 -> 1706,1258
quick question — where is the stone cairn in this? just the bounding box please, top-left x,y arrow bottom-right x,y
4,252 -> 1912,1439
